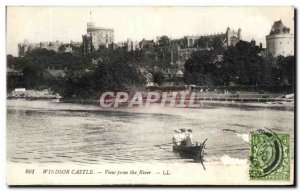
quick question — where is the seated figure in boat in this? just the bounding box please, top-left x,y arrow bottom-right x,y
185,129 -> 194,147
172,129 -> 181,145
179,128 -> 187,146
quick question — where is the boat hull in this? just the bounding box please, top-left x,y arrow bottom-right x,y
173,145 -> 201,158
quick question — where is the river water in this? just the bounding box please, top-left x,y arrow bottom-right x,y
7,99 -> 294,165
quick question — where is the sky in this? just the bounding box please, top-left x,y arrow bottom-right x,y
6,6 -> 294,56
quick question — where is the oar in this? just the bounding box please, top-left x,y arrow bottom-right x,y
154,142 -> 173,148
199,138 -> 208,170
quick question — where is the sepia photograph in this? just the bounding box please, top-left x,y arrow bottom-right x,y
6,6 -> 295,185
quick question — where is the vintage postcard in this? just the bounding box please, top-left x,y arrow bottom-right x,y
6,6 -> 295,185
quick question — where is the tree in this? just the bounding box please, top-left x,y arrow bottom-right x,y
158,35 -> 170,47
184,50 -> 218,85
152,71 -> 165,85
276,56 -> 295,87
62,47 -> 146,98
184,40 -> 277,87
194,37 -> 209,49
221,41 -> 267,86
213,37 -> 224,52
7,47 -> 146,97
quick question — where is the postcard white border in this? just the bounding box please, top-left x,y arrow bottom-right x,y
1,0 -> 299,190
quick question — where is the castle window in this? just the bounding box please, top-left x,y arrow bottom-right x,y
280,42 -> 282,44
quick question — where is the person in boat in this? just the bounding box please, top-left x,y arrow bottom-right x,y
179,128 -> 187,146
172,129 -> 181,145
185,129 -> 194,147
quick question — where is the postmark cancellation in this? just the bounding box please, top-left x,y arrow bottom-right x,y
250,131 -> 290,180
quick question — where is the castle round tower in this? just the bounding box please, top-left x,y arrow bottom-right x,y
266,20 -> 294,57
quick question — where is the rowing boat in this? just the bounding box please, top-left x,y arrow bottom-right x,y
172,145 -> 201,156
173,139 -> 207,170
154,138 -> 207,169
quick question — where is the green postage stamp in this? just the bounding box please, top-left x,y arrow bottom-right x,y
250,131 -> 290,180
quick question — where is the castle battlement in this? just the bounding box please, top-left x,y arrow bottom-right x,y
184,27 -> 241,47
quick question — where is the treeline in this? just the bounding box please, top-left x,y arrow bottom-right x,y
7,39 -> 295,98
184,41 -> 295,91
7,47 -> 146,98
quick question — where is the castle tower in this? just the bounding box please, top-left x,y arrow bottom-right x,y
82,12 -> 114,51
266,20 -> 294,57
226,27 -> 231,46
238,28 -> 242,40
